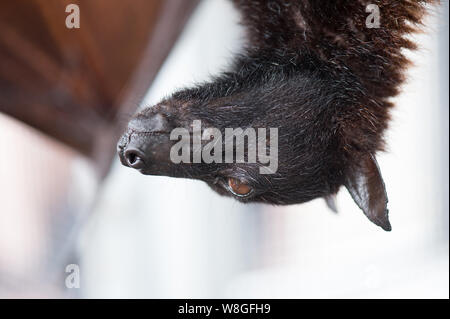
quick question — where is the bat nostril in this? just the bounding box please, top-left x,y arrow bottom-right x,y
126,152 -> 137,164
124,148 -> 145,169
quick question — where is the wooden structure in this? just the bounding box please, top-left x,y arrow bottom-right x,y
0,0 -> 199,175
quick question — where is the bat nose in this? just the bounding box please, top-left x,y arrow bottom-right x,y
117,112 -> 174,172
117,137 -> 150,170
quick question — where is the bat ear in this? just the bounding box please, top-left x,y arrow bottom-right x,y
344,153 -> 391,231
324,194 -> 338,213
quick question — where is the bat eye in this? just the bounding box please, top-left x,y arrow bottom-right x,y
227,178 -> 253,197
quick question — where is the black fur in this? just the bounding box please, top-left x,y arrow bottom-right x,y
118,0 -> 437,231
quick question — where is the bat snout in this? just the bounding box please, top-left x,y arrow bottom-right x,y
117,112 -> 177,175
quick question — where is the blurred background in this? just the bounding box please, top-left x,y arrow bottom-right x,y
0,0 -> 448,298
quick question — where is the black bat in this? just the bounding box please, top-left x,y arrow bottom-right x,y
118,0 -> 437,231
